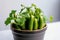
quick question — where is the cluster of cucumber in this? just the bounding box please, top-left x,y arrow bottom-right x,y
5,4 -> 46,31
26,13 -> 45,31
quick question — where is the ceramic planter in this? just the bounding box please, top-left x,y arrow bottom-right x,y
11,24 -> 47,40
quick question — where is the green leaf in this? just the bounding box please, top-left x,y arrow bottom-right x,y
15,16 -> 26,29
19,8 -> 25,13
12,23 -> 21,30
49,16 -> 53,22
22,12 -> 30,18
35,8 -> 42,14
9,10 -> 16,17
31,4 -> 36,7
43,16 -> 47,23
26,7 -> 30,12
34,8 -> 42,20
16,16 -> 26,26
5,17 -> 12,25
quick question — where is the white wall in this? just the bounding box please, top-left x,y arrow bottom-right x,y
0,0 -> 60,31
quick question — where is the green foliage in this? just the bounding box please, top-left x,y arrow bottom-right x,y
5,17 -> 12,25
9,10 -> 16,17
5,4 -> 53,31
5,10 -> 16,25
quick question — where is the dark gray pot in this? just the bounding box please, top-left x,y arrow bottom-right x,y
11,26 -> 47,40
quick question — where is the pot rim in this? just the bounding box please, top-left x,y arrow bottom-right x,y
11,24 -> 47,33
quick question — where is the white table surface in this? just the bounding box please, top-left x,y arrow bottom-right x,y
0,22 -> 60,40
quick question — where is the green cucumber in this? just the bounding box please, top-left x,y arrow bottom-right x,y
38,15 -> 44,29
33,18 -> 38,30
29,15 -> 34,31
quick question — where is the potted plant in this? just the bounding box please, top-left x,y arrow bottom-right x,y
5,4 -> 53,40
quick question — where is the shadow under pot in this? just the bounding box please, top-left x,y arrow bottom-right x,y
11,24 -> 47,40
